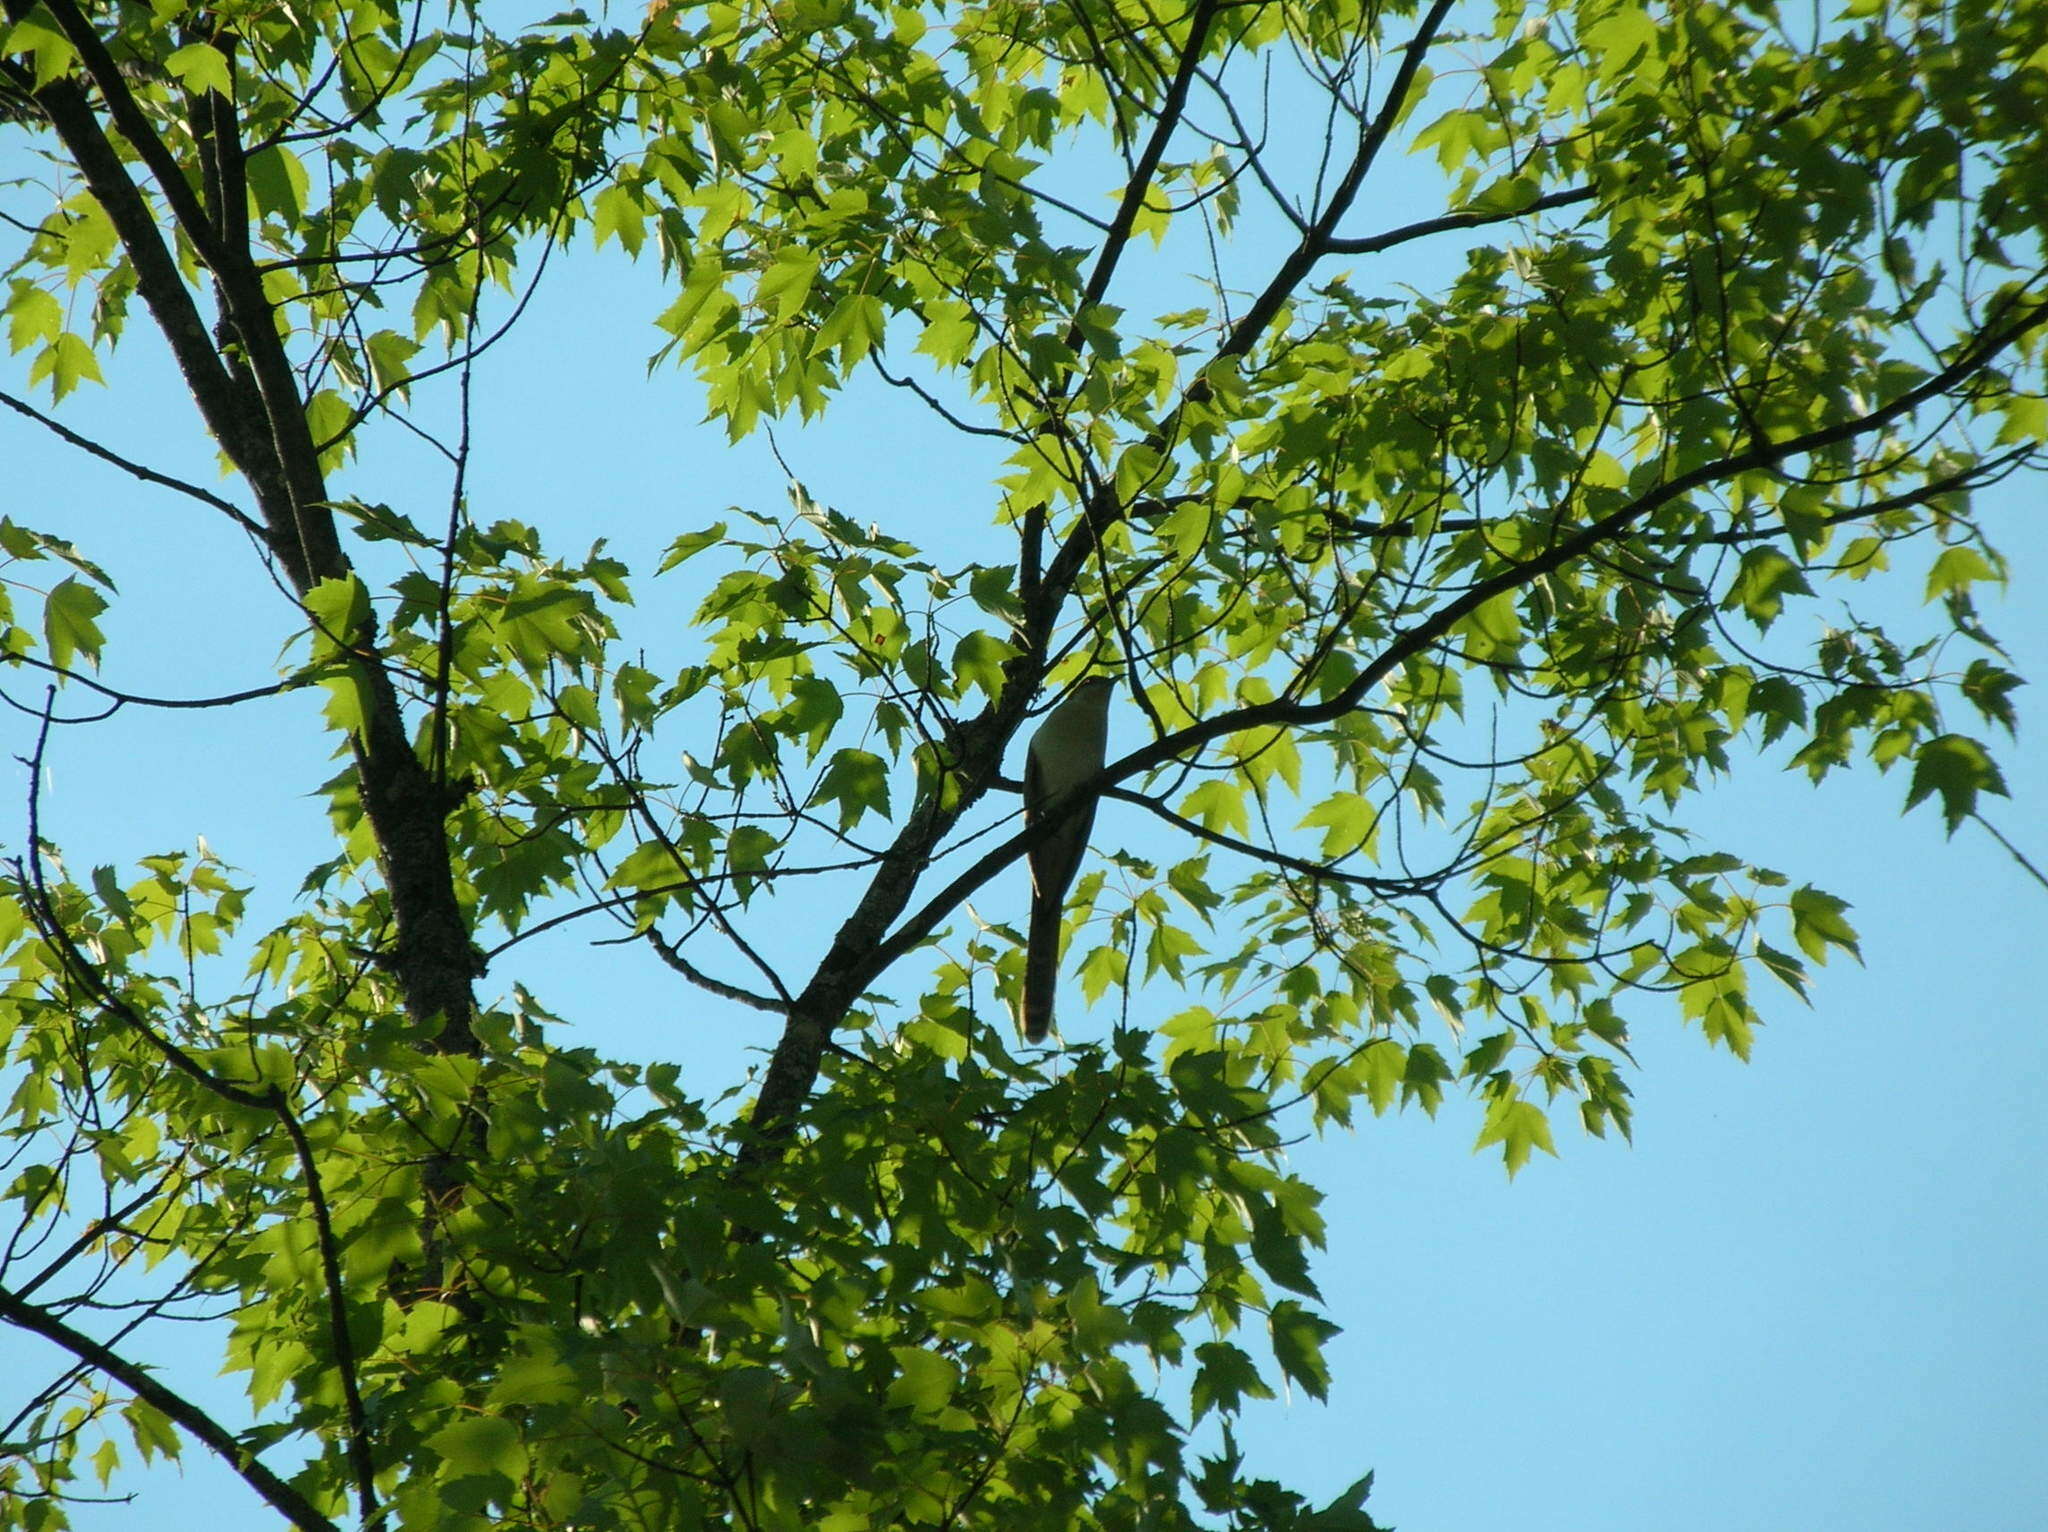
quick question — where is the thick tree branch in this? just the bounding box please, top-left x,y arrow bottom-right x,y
35,0 -> 339,572
4,64 -> 295,569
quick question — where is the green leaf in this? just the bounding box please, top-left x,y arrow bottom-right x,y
1674,947 -> 1754,1060
164,42 -> 233,96
123,1401 -> 180,1465
29,332 -> 103,399
1461,1031 -> 1511,1080
1905,733 -> 2007,834
950,630 -> 1014,699
1363,1040 -> 1404,1116
426,1415 -> 527,1479
902,1015 -> 968,1062
303,573 -> 372,648
657,523 -> 729,572
1959,659 -> 2022,733
1402,1043 -> 1451,1115
555,683 -> 601,730
1190,1341 -> 1273,1422
1788,886 -> 1860,964
1312,1472 -> 1382,1532
1924,545 -> 2000,601
914,299 -> 976,368
1297,793 -> 1375,859
1267,1301 -> 1338,1401
497,579 -> 597,666
6,282 -> 61,353
1474,1094 -> 1557,1177
1721,547 -> 1813,630
593,183 -> 648,256
814,748 -> 891,829
1582,3 -> 1659,77
756,249 -> 819,323
244,144 -> 309,224
2,11 -> 78,87
42,575 -> 106,671
1179,780 -> 1248,834
885,1346 -> 957,1416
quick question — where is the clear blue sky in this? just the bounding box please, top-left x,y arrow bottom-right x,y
5,67 -> 2045,1532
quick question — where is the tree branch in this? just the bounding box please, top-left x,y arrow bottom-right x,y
0,1282 -> 341,1532
1094,291 -> 2048,784
645,927 -> 789,1014
1325,183 -> 1598,255
0,655 -> 292,718
269,1096 -> 377,1524
0,387 -> 269,538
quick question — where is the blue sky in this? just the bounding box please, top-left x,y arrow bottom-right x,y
4,40 -> 2045,1532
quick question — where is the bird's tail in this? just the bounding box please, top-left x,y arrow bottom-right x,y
1021,889 -> 1064,1042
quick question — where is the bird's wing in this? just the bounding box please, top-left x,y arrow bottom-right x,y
1025,741 -> 1095,902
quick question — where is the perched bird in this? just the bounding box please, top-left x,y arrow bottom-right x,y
1021,675 -> 1115,1042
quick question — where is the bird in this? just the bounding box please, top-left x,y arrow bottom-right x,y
1020,675 -> 1115,1043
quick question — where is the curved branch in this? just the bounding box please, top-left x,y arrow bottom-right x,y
1102,782 -> 1415,895
0,657 -> 293,718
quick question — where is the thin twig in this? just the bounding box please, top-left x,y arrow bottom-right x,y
1973,812 -> 2048,895
0,388 -> 269,540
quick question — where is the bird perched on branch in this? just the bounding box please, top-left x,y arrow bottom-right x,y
1021,675 -> 1115,1043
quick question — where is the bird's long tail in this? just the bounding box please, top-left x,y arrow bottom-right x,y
1022,889 -> 1064,1042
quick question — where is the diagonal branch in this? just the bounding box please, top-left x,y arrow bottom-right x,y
1100,292 -> 2048,778
645,927 -> 789,1014
1212,0 -> 1458,366
0,388 -> 268,538
0,1282 -> 341,1532
841,289 -> 2048,1010
1069,0 -> 1224,336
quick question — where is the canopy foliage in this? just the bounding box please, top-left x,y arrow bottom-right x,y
0,0 -> 2042,1526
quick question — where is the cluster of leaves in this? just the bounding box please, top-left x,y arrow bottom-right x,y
0,0 -> 2043,1527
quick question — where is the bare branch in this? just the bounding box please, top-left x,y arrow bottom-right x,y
1325,183 -> 1599,255
0,656 -> 293,718
0,388 -> 269,540
645,928 -> 789,1014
